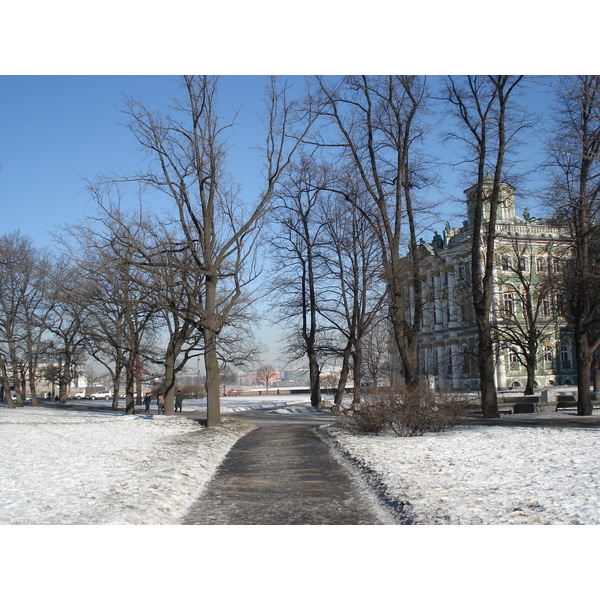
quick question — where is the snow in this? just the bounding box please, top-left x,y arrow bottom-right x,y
0,407 -> 254,525
2,395 -> 598,597
324,416 -> 600,524
3,396 -> 600,526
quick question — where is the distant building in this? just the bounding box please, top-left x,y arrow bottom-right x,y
408,180 -> 575,391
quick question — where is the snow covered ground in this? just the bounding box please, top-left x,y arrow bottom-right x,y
2,394 -> 597,598
0,406 -> 254,525
2,395 -> 600,525
325,413 -> 600,525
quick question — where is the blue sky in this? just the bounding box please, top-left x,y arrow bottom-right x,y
0,75 -> 556,248
0,75 -> 289,245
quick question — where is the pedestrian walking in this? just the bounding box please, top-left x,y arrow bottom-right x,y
157,393 -> 165,414
143,393 -> 152,413
175,389 -> 184,412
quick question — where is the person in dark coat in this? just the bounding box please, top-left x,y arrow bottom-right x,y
143,393 -> 152,413
175,389 -> 184,412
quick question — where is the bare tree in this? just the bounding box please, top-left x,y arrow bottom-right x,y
0,231 -> 51,407
492,236 -> 565,395
318,180 -> 386,406
43,257 -> 90,404
255,365 -> 278,393
118,76 -> 313,426
444,75 -> 525,418
362,318 -> 395,390
268,156 -> 328,406
60,214 -> 161,414
315,75 -> 430,390
547,75 -> 600,415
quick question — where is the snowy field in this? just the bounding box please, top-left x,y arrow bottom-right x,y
2,395 -> 597,598
0,406 -> 254,525
325,413 -> 600,524
0,395 -> 600,525
2,395 -> 600,525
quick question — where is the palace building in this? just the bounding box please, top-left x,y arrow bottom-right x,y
412,179 -> 575,391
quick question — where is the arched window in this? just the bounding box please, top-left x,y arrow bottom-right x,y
509,347 -> 520,370
461,346 -> 470,376
431,351 -> 439,376
560,345 -> 571,369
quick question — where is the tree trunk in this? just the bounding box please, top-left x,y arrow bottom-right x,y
124,362 -> 135,415
204,276 -> 221,426
334,339 -> 353,406
524,358 -> 536,396
593,352 -> 600,392
28,369 -> 39,407
111,365 -> 122,410
308,350 -> 321,407
575,334 -> 593,416
478,324 -> 499,418
352,340 -> 363,405
163,352 -> 177,416
204,333 -> 221,425
1,360 -> 15,408
59,379 -> 68,404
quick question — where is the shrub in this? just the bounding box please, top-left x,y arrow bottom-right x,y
343,389 -> 466,437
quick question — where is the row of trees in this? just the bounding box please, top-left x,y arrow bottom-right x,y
269,75 -> 600,417
1,75 -> 599,420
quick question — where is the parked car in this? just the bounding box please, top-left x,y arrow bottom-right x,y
119,392 -> 138,399
10,394 -> 32,403
224,389 -> 242,396
90,391 -> 112,400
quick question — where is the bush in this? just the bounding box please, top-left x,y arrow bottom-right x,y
343,389 -> 466,437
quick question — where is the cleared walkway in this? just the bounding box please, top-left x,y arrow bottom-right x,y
182,408 -> 395,525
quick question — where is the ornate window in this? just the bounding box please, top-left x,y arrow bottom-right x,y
541,297 -> 551,317
553,257 -> 563,273
536,256 -> 547,273
509,347 -> 520,369
519,255 -> 529,272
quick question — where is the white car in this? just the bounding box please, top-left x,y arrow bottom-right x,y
90,391 -> 112,400
10,394 -> 32,403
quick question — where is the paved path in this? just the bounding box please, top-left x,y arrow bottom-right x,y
182,408 -> 395,525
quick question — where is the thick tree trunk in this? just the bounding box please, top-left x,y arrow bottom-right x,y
593,353 -> 600,392
352,340 -> 363,405
124,363 -> 135,415
334,339 -> 353,406
163,352 -> 177,416
524,358 -> 536,396
204,277 -> 222,426
477,324 -> 499,418
28,369 -> 39,407
308,350 -> 321,407
204,332 -> 221,426
124,378 -> 136,415
1,363 -> 15,408
575,334 -> 593,416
